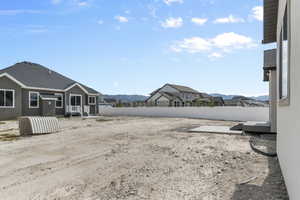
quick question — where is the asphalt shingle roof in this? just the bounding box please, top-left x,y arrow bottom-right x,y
168,84 -> 200,93
0,62 -> 100,94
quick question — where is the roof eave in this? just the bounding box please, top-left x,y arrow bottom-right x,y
263,0 -> 279,44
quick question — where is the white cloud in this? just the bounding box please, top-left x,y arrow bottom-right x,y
115,16 -> 129,23
191,18 -> 208,26
163,0 -> 183,6
97,20 -> 104,25
171,37 -> 211,53
51,0 -> 62,5
170,32 -> 256,56
208,52 -> 223,59
214,14 -> 245,24
252,6 -> 263,21
161,17 -> 183,28
211,32 -> 256,50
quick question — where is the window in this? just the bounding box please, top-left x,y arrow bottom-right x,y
29,92 -> 39,108
88,96 -> 96,105
55,93 -> 63,108
0,89 -> 14,108
70,95 -> 81,106
279,5 -> 289,104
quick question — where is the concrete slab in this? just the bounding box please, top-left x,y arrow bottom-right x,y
189,126 -> 243,135
243,121 -> 271,133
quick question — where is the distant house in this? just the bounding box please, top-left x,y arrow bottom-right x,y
146,83 -> 222,107
0,62 -> 102,120
224,96 -> 268,107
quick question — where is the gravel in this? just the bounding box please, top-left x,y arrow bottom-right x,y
0,116 -> 288,200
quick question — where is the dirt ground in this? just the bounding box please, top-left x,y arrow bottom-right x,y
0,116 -> 288,200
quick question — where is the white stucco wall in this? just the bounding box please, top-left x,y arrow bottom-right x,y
99,107 -> 269,122
276,0 -> 300,199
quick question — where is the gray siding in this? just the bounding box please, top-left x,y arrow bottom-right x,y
65,85 -> 87,112
22,89 -> 65,116
0,76 -> 22,120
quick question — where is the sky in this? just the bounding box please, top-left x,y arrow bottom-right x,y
0,0 -> 269,96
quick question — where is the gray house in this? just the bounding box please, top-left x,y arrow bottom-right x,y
0,62 -> 101,120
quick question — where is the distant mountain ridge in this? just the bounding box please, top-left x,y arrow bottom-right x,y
104,94 -> 269,102
210,94 -> 269,101
104,95 -> 148,102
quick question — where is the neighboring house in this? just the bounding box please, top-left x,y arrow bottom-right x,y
146,83 -> 221,107
224,96 -> 268,107
0,62 -> 102,120
263,0 -> 300,199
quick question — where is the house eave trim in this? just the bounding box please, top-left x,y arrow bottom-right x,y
0,73 -> 99,95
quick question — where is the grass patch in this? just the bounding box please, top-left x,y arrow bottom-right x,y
0,133 -> 20,142
0,122 -> 5,125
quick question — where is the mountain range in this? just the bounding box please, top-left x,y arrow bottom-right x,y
209,94 -> 269,101
104,94 -> 269,102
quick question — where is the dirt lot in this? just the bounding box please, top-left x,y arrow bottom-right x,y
0,117 -> 288,200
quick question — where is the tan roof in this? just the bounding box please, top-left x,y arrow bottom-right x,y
167,84 -> 200,94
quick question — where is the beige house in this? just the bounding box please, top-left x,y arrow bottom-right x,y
263,0 -> 300,199
146,83 -> 212,107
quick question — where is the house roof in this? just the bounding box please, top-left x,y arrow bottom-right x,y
150,83 -> 201,96
0,62 -> 100,94
263,0 -> 279,44
167,84 -> 200,94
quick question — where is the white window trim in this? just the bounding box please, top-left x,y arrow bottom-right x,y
55,93 -> 64,108
29,91 -> 39,109
88,96 -> 96,105
279,2 -> 290,106
0,89 -> 15,108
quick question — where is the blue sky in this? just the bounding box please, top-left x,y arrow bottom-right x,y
0,0 -> 268,96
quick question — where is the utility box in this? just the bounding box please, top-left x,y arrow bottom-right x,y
19,117 -> 60,136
